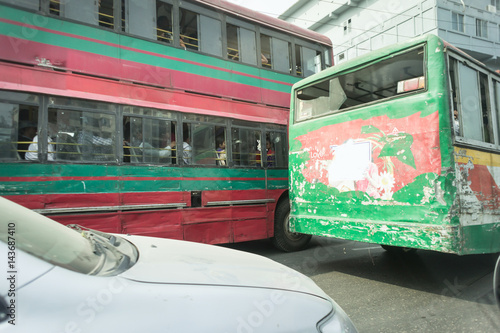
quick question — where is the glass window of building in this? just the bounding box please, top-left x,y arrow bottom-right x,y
476,19 -> 488,38
452,12 -> 464,33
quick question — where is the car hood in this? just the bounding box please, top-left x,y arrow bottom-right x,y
119,235 -> 327,297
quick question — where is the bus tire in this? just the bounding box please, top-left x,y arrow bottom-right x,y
272,199 -> 312,252
381,244 -> 416,254
494,254 -> 500,309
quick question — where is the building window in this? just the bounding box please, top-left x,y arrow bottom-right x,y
476,19 -> 488,38
343,19 -> 352,35
451,12 -> 464,33
492,0 -> 500,9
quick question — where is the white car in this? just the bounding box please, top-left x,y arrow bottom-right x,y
0,197 -> 357,332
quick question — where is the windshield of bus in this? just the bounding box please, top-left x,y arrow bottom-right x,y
295,46 -> 425,122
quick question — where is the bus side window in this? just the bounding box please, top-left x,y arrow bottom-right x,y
98,0 -> 114,29
227,24 -> 240,61
61,0 -> 99,27
226,18 -> 258,66
126,0 -> 155,39
17,106 -> 38,160
3,0 -> 39,11
494,80 -> 500,145
232,128 -> 261,167
189,123 -> 219,165
260,34 -> 272,68
180,8 -> 199,51
181,123 -> 192,164
449,58 -> 461,136
200,15 -> 222,57
156,1 -> 173,44
215,126 -> 226,166
265,131 -> 287,168
49,0 -> 60,15
457,62 -> 488,143
51,109 -> 83,162
479,73 -> 494,144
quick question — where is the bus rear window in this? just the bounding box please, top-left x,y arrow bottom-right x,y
295,46 -> 425,122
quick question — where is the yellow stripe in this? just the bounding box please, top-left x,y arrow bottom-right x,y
454,147 -> 500,167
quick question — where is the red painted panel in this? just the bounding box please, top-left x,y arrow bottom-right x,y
46,193 -> 120,208
54,213 -> 122,233
183,221 -> 232,244
202,189 -> 285,220
181,207 -> 231,224
3,194 -> 46,209
202,189 -> 269,205
0,62 -> 289,125
0,36 -> 291,107
233,219 -> 269,242
466,164 -> 500,210
3,193 -> 120,209
122,210 -> 183,239
121,191 -> 188,205
182,206 -> 267,225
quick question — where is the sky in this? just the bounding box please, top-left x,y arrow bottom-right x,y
224,0 -> 296,18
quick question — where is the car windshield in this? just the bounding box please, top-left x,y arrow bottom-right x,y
0,197 -> 135,275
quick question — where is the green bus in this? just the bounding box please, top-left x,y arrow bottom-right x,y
289,34 -> 500,255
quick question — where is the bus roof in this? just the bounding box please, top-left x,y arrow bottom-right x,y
195,0 -> 332,47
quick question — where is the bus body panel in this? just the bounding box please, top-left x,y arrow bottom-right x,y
1,162 -> 287,245
289,34 -> 500,255
0,1 -> 331,249
0,5 -> 295,108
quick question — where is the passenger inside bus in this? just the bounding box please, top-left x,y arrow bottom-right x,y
266,137 -> 275,167
25,122 -> 56,161
182,130 -> 192,164
17,121 -> 37,160
453,109 -> 460,136
216,136 -> 226,166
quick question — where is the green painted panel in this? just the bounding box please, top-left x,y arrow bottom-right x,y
290,216 -> 461,254
0,163 -> 283,195
460,223 -> 500,255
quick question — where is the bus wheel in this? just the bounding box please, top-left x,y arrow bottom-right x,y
272,200 -> 311,252
381,244 -> 416,254
494,254 -> 500,309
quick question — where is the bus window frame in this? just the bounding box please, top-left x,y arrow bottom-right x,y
293,43 -> 428,124
447,50 -> 500,151
1,0 -> 330,75
47,101 -> 118,164
181,116 -> 230,167
0,92 -> 40,162
225,16 -> 258,66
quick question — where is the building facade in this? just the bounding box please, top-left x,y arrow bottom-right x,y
279,0 -> 500,71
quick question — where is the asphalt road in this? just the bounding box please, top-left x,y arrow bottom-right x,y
223,237 -> 500,333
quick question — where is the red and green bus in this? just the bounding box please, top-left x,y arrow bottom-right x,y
0,0 -> 332,251
289,34 -> 500,255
